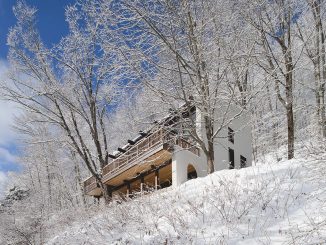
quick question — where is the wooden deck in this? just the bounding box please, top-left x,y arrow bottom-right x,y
103,146 -> 172,186
83,128 -> 200,196
83,176 -> 102,197
111,161 -> 173,197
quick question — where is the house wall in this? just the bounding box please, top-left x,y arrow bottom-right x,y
172,105 -> 252,187
171,145 -> 206,187
213,114 -> 252,170
214,104 -> 252,170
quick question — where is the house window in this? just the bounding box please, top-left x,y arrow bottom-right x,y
240,155 -> 247,168
228,127 -> 234,143
228,148 -> 234,169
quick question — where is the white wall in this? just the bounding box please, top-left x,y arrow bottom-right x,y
213,104 -> 252,170
213,115 -> 252,170
172,145 -> 206,187
172,105 -> 252,186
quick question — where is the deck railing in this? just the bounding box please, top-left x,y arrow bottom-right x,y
83,176 -> 98,194
175,138 -> 200,156
102,129 -> 168,177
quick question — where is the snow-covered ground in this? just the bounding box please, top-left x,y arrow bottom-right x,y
47,154 -> 326,244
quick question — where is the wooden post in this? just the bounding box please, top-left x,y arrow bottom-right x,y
107,185 -> 114,199
155,169 -> 160,190
140,175 -> 145,195
125,181 -> 131,198
94,197 -> 100,205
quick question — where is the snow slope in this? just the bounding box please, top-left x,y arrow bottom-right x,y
47,155 -> 326,244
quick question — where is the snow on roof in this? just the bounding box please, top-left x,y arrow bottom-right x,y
121,144 -> 130,150
112,150 -> 120,156
132,135 -> 143,142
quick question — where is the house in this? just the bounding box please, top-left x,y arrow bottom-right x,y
83,104 -> 252,198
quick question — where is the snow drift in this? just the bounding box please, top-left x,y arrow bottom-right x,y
47,155 -> 326,244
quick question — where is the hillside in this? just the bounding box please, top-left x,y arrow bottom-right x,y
46,153 -> 326,244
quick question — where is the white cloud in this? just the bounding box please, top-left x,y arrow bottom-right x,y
0,60 -> 20,198
0,101 -> 20,145
0,146 -> 17,163
0,60 -> 21,145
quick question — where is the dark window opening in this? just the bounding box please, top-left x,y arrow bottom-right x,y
188,171 -> 198,180
228,127 -> 234,143
187,164 -> 198,180
240,155 -> 247,168
160,179 -> 172,189
228,148 -> 234,169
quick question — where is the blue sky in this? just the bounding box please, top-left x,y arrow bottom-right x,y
0,0 -> 75,197
0,0 -> 75,59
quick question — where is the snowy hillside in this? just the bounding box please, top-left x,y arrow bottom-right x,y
47,154 -> 326,244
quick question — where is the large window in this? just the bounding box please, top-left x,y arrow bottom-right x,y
228,148 -> 234,169
240,155 -> 247,168
228,127 -> 234,143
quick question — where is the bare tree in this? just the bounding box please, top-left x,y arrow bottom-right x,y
100,0 -> 254,173
1,1 -> 123,202
296,0 -> 326,138
244,0 -> 303,159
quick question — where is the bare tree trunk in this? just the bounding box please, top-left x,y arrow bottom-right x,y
317,0 -> 326,138
287,104 -> 295,159
305,0 -> 326,138
252,0 -> 296,159
71,151 -> 86,207
99,182 -> 111,204
45,164 -> 52,211
321,91 -> 326,137
205,118 -> 215,174
187,8 -> 216,173
285,46 -> 295,159
313,0 -> 326,138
